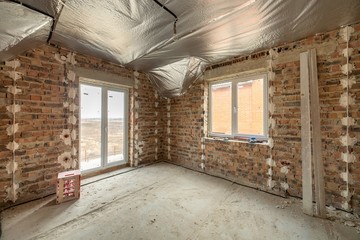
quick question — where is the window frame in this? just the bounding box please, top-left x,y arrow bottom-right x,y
208,73 -> 268,140
79,80 -> 129,173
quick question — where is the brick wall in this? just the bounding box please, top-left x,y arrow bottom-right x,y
0,44 -> 162,208
167,22 -> 360,212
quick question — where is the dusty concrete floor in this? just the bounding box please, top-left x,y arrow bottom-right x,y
2,162 -> 359,240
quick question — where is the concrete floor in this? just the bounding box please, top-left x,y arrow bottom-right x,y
2,162 -> 359,240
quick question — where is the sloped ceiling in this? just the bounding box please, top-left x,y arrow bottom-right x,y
1,0 -> 360,97
0,1 -> 52,62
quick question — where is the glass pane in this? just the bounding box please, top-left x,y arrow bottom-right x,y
237,78 -> 264,135
80,84 -> 102,171
211,82 -> 232,134
107,90 -> 125,164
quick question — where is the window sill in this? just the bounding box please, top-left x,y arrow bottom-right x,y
205,136 -> 269,146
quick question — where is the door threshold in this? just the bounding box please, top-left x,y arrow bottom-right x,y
81,163 -> 129,180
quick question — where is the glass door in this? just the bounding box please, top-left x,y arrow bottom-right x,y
106,90 -> 126,165
80,83 -> 128,172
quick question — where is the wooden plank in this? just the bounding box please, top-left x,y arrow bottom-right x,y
309,49 -> 326,218
300,51 -> 313,216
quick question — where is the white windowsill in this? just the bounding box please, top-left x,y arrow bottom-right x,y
204,136 -> 269,146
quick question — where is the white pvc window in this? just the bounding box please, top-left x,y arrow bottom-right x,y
209,74 -> 268,140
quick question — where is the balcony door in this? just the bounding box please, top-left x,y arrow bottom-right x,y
80,83 -> 128,172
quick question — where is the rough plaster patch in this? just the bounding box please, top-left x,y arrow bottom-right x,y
54,53 -> 66,64
135,133 -> 139,140
154,129 -> 158,134
341,117 -> 356,126
340,172 -> 353,184
155,120 -> 158,126
269,86 -> 275,96
268,71 -> 275,81
155,102 -> 159,107
340,63 -> 354,75
60,129 -> 71,145
63,102 -> 69,108
71,146 -> 77,156
341,202 -> 350,210
69,103 -> 78,112
167,138 -> 171,144
6,124 -> 19,135
6,161 -> 18,174
5,60 -> 21,69
341,152 -> 356,163
201,154 -> 205,160
269,103 -> 275,114
7,71 -> 22,81
155,138 -> 158,144
267,179 -> 275,188
269,49 -> 279,59
341,190 -> 352,198
6,141 -> 19,152
280,166 -> 289,174
66,53 -> 76,65
266,158 -> 276,167
68,88 -> 77,99
340,76 -> 356,89
167,105 -> 171,111
71,129 -> 77,140
58,152 -> 73,169
342,48 -> 354,58
340,26 -> 354,42
339,93 -> 355,107
340,134 -> 357,146
281,182 -> 289,191
67,70 -> 76,82
6,104 -> 21,114
167,146 -> 171,151
267,168 -> 273,176
167,113 -> 170,118
269,117 -> 276,128
68,115 -> 77,125
167,127 -> 171,134
200,162 -> 205,169
167,120 -> 171,126
133,71 -> 139,77
6,86 -> 22,95
72,159 -> 78,168
135,101 -> 140,109
6,183 -> 19,202
268,138 -> 274,148
135,112 -> 139,119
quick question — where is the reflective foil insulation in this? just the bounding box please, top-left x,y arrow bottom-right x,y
1,0 -> 360,96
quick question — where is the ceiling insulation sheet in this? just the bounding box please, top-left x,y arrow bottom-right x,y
12,0 -> 63,17
1,0 -> 360,96
0,1 -> 52,61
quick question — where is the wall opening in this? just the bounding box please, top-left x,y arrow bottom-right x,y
79,81 -> 129,172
